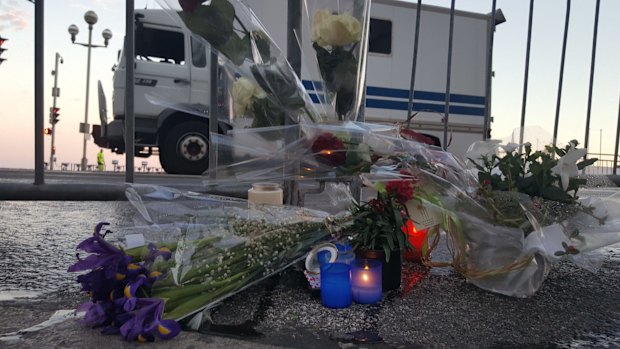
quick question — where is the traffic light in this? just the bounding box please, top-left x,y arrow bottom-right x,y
50,107 -> 60,124
44,128 -> 52,136
0,36 -> 7,65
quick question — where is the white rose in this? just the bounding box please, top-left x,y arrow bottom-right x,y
232,77 -> 256,116
338,13 -> 362,43
312,10 -> 361,47
312,9 -> 332,46
232,77 -> 267,116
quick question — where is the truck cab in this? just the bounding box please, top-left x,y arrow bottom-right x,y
98,9 -> 231,175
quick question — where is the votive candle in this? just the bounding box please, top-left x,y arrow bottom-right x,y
248,182 -> 283,205
402,219 -> 428,261
320,263 -> 352,308
351,259 -> 382,304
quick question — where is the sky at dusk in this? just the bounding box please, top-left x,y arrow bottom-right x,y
1,0 -> 620,170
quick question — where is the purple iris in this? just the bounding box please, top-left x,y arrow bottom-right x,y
68,222 -> 132,281
69,222 -> 180,342
145,243 -> 172,263
120,298 -> 181,342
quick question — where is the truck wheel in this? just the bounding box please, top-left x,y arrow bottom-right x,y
159,121 -> 209,175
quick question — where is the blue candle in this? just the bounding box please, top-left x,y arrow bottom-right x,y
320,263 -> 352,308
351,259 -> 382,304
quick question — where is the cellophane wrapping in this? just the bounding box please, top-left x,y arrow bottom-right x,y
116,184 -> 332,320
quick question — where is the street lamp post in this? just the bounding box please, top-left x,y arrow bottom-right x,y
50,52 -> 63,171
68,11 -> 112,171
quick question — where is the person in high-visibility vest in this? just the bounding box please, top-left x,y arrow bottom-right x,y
97,149 -> 105,171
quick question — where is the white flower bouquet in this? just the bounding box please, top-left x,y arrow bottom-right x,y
152,0 -> 322,128
303,0 -> 371,121
116,184 -> 333,321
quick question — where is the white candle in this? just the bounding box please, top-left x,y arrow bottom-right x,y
248,182 -> 283,205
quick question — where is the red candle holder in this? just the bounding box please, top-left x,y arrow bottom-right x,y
402,219 -> 427,262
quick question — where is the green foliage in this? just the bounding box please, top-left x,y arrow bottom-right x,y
179,0 -> 271,66
349,192 -> 412,262
249,97 -> 285,129
313,43 -> 359,120
471,141 -> 596,203
180,0 -> 235,47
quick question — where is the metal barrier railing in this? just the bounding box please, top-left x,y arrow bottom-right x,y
25,1 -> 620,191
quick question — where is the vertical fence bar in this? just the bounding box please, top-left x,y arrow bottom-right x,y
483,0 -> 497,140
442,0 -> 455,150
125,0 -> 135,183
406,0 -> 422,129
519,0 -> 534,146
285,0 -> 301,205
34,0 -> 44,185
553,0 -> 570,145
208,48 -> 218,181
584,0 -> 601,159
614,88 -> 620,175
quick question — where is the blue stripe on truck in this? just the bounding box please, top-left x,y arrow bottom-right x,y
302,80 -> 487,112
365,99 -> 486,117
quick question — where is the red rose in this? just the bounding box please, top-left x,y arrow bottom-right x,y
386,180 -> 415,205
179,0 -> 204,13
368,198 -> 384,213
311,132 -> 346,167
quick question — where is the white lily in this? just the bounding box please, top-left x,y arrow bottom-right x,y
551,144 -> 587,191
500,142 -> 519,154
464,140 -> 501,167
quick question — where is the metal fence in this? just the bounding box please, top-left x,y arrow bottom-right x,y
24,0 -> 620,190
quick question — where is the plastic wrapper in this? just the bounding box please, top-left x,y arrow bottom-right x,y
300,0 -> 371,121
205,121 -> 419,183
118,184 -> 332,320
204,120 -> 620,296
150,0 -> 323,128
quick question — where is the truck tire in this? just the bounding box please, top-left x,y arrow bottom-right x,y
159,121 -> 209,175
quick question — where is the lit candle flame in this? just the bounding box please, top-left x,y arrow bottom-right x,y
362,273 -> 369,282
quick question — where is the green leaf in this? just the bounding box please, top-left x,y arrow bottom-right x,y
386,232 -> 395,251
468,158 -> 486,172
577,158 -> 597,170
180,0 -> 235,48
542,186 -> 571,202
383,244 -> 391,263
218,34 -> 250,66
375,181 -> 387,193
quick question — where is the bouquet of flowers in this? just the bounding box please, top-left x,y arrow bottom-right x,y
348,177 -> 419,263
69,185 -> 333,341
467,140 -> 597,229
305,0 -> 371,121
153,0 -> 321,128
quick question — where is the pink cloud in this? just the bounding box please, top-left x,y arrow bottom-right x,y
0,4 -> 30,31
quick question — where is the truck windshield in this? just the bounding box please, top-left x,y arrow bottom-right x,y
136,26 -> 185,65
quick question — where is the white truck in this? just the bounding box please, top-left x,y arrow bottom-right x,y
95,0 -> 500,174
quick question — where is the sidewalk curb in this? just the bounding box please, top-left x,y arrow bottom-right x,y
0,183 -> 248,201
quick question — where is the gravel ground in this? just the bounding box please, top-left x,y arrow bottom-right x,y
4,246 -> 617,349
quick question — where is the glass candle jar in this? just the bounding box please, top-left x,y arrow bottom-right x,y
320,263 -> 352,308
248,182 -> 283,205
351,259 -> 382,304
335,241 -> 355,265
